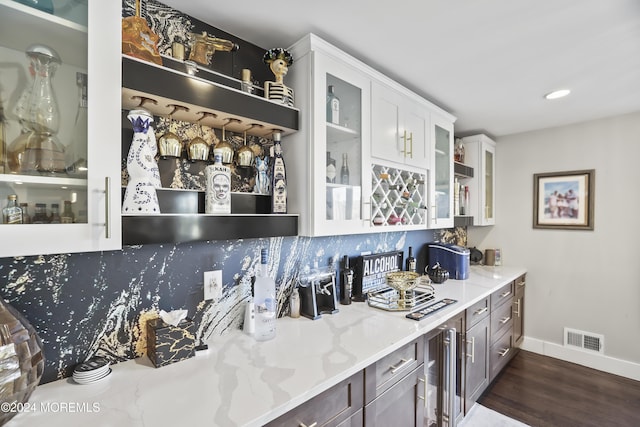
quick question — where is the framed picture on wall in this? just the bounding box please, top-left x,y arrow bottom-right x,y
533,169 -> 595,230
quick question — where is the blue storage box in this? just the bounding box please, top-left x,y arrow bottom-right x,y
427,243 -> 470,280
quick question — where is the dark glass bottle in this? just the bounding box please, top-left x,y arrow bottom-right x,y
20,203 -> 31,224
271,131 -> 287,214
406,246 -> 416,272
49,203 -> 61,224
32,203 -> 48,224
340,255 -> 353,305
326,151 -> 336,183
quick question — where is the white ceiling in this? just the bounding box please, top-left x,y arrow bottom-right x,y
162,0 -> 640,138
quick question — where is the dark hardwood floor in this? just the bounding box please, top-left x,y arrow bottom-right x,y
478,350 -> 640,427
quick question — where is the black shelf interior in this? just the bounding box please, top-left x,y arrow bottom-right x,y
454,162 -> 474,178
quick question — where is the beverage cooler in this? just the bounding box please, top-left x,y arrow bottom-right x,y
424,314 -> 464,427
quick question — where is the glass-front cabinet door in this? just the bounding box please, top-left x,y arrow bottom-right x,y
481,140 -> 495,225
429,114 -> 454,228
0,1 -> 121,257
286,34 -> 371,236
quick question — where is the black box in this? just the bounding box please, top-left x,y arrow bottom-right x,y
146,318 -> 196,368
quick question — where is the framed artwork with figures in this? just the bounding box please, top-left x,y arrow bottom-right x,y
533,169 -> 595,230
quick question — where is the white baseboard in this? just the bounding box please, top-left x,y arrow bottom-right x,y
522,336 -> 640,381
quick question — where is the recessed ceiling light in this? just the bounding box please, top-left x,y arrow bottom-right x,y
544,89 -> 571,100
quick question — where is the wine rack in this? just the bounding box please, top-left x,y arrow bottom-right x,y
370,163 -> 426,227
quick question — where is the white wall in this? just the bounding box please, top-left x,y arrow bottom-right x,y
468,111 -> 640,375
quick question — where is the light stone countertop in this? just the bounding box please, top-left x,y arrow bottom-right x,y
6,265 -> 526,427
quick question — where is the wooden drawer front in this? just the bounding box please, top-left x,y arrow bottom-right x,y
364,337 -> 424,404
337,409 -> 363,427
466,297 -> 490,329
490,281 -> 514,311
489,330 -> 513,381
364,366 -> 425,427
265,370 -> 364,427
490,300 -> 513,345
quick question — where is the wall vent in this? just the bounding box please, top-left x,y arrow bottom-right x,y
564,327 -> 604,354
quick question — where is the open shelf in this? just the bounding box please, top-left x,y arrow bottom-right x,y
122,55 -> 299,137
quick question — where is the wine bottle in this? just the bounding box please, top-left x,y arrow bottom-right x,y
406,246 -> 416,272
271,132 -> 287,213
326,85 -> 340,125
340,153 -> 349,185
254,248 -> 276,341
340,255 -> 353,305
326,151 -> 336,183
65,72 -> 88,177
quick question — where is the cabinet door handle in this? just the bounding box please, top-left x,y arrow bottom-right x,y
418,376 -> 426,401
500,290 -> 512,298
466,336 -> 475,363
500,316 -> 511,324
299,423 -> 317,427
406,131 -> 413,158
473,307 -> 488,316
499,347 -> 510,357
104,176 -> 111,239
390,358 -> 412,374
431,204 -> 437,224
363,200 -> 371,223
514,299 -> 521,317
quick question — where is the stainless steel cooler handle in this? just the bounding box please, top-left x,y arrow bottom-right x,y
443,328 -> 457,427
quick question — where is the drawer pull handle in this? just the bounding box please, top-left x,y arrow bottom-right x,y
500,290 -> 512,298
466,336 -> 476,363
473,307 -> 488,315
500,316 -> 511,324
390,358 -> 412,374
300,423 -> 317,427
499,347 -> 510,357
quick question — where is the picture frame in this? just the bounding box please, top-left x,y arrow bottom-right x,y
533,169 -> 595,230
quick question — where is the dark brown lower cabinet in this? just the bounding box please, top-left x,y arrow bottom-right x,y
264,370 -> 364,427
363,365 -> 425,427
464,315 -> 490,411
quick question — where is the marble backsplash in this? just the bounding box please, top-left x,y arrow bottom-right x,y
0,228 -> 465,384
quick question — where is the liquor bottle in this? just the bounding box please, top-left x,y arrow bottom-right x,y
49,203 -> 61,224
66,72 -> 88,177
326,152 -> 336,183
205,149 -> 231,214
254,248 -> 276,341
3,195 -> 22,224
326,85 -> 340,125
32,203 -> 48,223
340,255 -> 353,305
406,246 -> 416,272
340,153 -> 349,185
271,131 -> 287,214
20,203 -> 31,224
61,200 -> 75,223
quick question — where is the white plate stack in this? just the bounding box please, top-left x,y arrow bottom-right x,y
72,357 -> 111,385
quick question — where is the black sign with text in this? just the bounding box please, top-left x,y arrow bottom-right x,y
353,251 -> 404,300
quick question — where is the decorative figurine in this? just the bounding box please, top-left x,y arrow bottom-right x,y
263,48 -> 294,107
122,109 -> 162,214
254,155 -> 270,194
122,0 -> 163,65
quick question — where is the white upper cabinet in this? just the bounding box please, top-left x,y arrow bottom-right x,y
285,34 -> 372,236
0,1 -> 121,257
429,114 -> 455,229
461,134 -> 496,226
371,81 -> 429,169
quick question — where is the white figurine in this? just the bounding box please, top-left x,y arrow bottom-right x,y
263,48 -> 294,107
254,156 -> 270,194
122,109 -> 162,214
